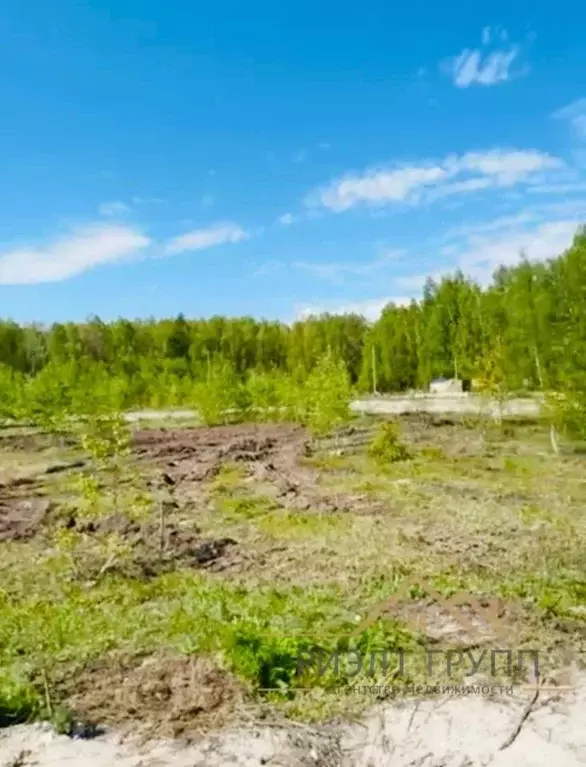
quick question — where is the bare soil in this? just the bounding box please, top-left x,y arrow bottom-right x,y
62,511 -> 238,578
133,422 -> 386,516
56,653 -> 246,740
0,497 -> 52,542
2,416 -> 584,758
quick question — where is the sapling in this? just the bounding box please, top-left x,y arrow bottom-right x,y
475,335 -> 509,430
64,410 -> 136,578
303,351 -> 353,448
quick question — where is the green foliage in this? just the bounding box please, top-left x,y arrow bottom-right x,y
475,334 -> 510,425
193,359 -> 251,425
228,628 -> 314,692
302,351 -> 352,437
80,412 -> 131,464
546,389 -> 586,442
0,228 -> 585,408
0,671 -> 41,726
367,421 -> 412,465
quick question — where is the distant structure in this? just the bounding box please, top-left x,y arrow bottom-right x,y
429,377 -> 470,394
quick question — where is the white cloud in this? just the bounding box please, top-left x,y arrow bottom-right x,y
425,176 -> 493,203
98,200 -> 131,217
0,224 -> 150,285
441,212 -> 537,242
553,98 -> 586,140
295,296 -> 412,322
314,166 -> 447,211
444,28 -> 521,88
405,217 -> 582,293
293,250 -> 405,282
528,182 -> 586,195
277,213 -> 295,225
455,150 -> 557,181
311,149 -> 561,212
458,219 -> 580,284
165,222 -> 249,255
452,48 -> 518,87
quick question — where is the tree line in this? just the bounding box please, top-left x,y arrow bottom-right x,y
0,227 -> 585,417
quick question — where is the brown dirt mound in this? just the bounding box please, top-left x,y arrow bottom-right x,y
0,498 -> 52,541
61,652 -> 245,739
134,423 -> 307,488
65,512 -> 238,578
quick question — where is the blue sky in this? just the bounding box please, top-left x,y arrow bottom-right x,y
1,0 -> 585,324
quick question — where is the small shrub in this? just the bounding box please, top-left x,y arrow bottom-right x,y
368,421 -> 412,465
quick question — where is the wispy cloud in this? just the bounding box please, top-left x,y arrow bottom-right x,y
527,181 -> 586,195
406,217 -> 582,292
0,225 -> 150,285
254,259 -> 284,277
440,200 -> 586,245
98,200 -> 131,217
165,222 -> 249,255
552,98 -> 586,140
443,28 -> 522,88
293,250 -> 404,283
277,213 -> 295,226
295,296 -> 412,322
310,149 -> 561,213
458,220 -> 581,284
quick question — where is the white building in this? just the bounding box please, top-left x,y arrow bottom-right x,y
429,377 -> 464,394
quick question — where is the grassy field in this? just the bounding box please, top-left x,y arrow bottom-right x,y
0,413 -> 584,739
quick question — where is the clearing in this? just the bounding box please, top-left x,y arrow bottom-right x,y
0,413 -> 584,765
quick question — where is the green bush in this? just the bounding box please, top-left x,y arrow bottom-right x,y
0,673 -> 41,727
228,627 -> 314,692
368,421 -> 412,465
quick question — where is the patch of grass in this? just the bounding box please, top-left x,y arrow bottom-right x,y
418,446 -> 446,461
0,672 -> 41,727
499,572 -> 586,621
209,463 -> 249,495
257,509 -> 351,539
303,453 -> 351,471
218,494 -> 278,522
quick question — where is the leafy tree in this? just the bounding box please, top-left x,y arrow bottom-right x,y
0,225 -> 586,409
303,351 -> 352,438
